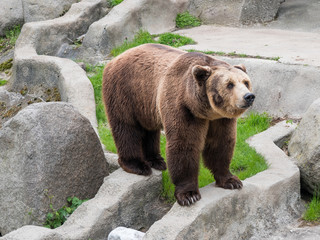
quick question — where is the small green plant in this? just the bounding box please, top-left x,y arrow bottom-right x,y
176,11 -> 201,28
158,32 -> 195,48
286,119 -> 293,124
0,80 -> 7,86
303,190 -> 320,222
0,25 -> 21,53
108,0 -> 124,7
43,190 -> 87,229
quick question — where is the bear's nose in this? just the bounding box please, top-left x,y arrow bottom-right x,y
244,93 -> 255,105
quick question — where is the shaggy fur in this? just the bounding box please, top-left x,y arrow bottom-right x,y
102,43 -> 254,206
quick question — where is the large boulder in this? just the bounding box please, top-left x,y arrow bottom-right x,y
23,0 -> 79,23
187,0 -> 284,25
0,0 -> 24,36
288,98 -> 320,194
0,0 -> 80,37
0,102 -> 108,235
81,0 -> 188,61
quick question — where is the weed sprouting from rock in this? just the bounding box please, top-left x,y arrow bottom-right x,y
43,189 -> 88,229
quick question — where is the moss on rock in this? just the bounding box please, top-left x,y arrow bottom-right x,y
0,58 -> 13,72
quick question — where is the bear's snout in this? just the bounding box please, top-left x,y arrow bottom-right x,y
243,93 -> 255,107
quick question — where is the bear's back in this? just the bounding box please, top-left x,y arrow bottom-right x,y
102,44 -> 185,129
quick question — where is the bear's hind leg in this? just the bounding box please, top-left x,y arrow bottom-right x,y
111,122 -> 152,176
203,119 -> 243,189
142,130 -> 167,171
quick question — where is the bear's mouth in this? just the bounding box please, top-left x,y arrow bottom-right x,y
239,103 -> 253,109
237,101 -> 254,109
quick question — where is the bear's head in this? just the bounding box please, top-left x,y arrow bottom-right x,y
192,64 -> 255,119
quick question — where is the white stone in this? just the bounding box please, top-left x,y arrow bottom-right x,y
108,227 -> 145,240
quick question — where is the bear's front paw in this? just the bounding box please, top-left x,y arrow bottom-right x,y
175,190 -> 201,206
216,175 -> 243,190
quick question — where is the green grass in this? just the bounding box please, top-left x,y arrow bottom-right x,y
87,64 -> 117,153
158,32 -> 195,48
176,11 -> 201,28
110,30 -> 156,57
0,80 -> 8,86
303,191 -> 320,222
110,30 -> 195,57
0,25 -> 21,53
108,0 -> 124,7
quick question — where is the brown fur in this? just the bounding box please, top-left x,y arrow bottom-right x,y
102,43 -> 254,206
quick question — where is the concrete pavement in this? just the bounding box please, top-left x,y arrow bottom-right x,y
176,25 -> 320,67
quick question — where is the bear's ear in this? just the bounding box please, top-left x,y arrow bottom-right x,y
192,65 -> 212,86
234,64 -> 247,73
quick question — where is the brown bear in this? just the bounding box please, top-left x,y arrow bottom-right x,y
102,43 -> 255,206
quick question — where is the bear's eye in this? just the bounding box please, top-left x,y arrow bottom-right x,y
244,81 -> 249,88
227,83 -> 234,89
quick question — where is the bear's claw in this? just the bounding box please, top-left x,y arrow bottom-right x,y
176,191 -> 201,206
217,175 -> 243,189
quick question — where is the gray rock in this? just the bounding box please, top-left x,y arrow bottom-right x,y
144,122 -> 302,240
1,169 -> 165,240
0,89 -> 24,108
10,0 -> 109,130
240,0 -> 284,24
187,0 -> 283,25
0,0 -> 24,36
81,0 -> 188,61
23,0 -> 79,23
108,227 -> 145,240
0,102 -> 108,235
288,98 -> 320,194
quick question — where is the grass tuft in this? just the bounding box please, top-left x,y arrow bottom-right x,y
158,32 -> 195,48
108,0 -> 124,7
303,190 -> 320,222
111,30 -> 156,57
86,65 -> 107,124
0,79 -> 8,86
0,25 -> 21,54
176,11 -> 201,28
